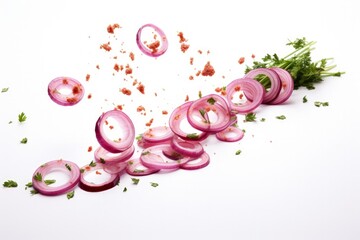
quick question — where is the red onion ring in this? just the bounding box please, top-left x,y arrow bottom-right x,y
245,68 -> 281,103
79,162 -> 120,192
95,110 -> 135,153
142,126 -> 174,143
226,77 -> 265,114
140,144 -> 191,170
187,94 -> 232,133
180,152 -> 210,170
103,162 -> 127,175
268,67 -> 294,104
170,136 -> 204,158
94,144 -> 135,164
136,23 -> 168,57
169,101 -> 209,141
32,159 -> 80,196
215,126 -> 244,142
48,76 -> 84,106
126,158 -> 160,176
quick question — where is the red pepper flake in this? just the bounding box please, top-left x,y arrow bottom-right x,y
190,57 -> 194,65
125,64 -> 132,75
116,105 -> 123,110
195,70 -> 201,77
87,93 -> 92,99
109,125 -> 114,130
129,52 -> 135,61
85,166 -> 91,171
62,78 -> 69,84
185,95 -> 189,101
198,50 -> 203,54
251,54 -> 255,58
235,86 -> 241,91
100,43 -> 112,51
72,85 -> 80,94
114,63 -> 121,72
95,170 -> 102,175
181,43 -> 190,53
239,93 -> 244,99
132,79 -> 138,86
87,146 -> 93,152
137,105 -> 145,112
201,61 -> 215,76
137,83 -> 145,94
85,74 -> 90,81
189,75 -> 194,80
145,118 -> 154,127
105,120 -> 109,125
66,97 -> 78,103
107,23 -> 120,34
162,110 -> 168,115
177,32 -> 186,43
146,41 -> 160,53
238,57 -> 245,64
96,64 -> 100,69
121,88 -> 132,95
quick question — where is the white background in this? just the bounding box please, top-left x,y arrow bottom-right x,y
1,0 -> 360,239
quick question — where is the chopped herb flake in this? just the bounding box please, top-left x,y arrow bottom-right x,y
245,112 -> 256,122
100,158 -> 106,164
3,180 -> 18,188
186,133 -> 199,139
207,97 -> 216,105
67,191 -> 75,199
65,163 -> 72,171
33,172 -> 42,182
123,187 -> 127,192
20,137 -> 28,144
89,161 -> 96,167
131,178 -> 140,185
303,95 -> 308,103
150,182 -> 159,187
314,101 -> 329,107
1,87 -> 9,93
276,115 -> 286,120
18,112 -> 27,123
44,179 -> 56,185
235,150 -> 242,155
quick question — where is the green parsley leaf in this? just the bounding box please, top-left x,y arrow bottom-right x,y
89,161 -> 96,167
276,115 -> 286,120
207,97 -> 216,105
33,172 -> 42,182
186,133 -> 199,140
8,121 -> 13,124
303,95 -> 308,103
260,118 -> 266,122
131,178 -> 140,185
123,187 -> 127,192
66,191 -> 75,200
1,87 -> 9,93
235,150 -> 242,155
30,189 -> 38,195
99,158 -> 106,164
198,91 -> 202,98
150,182 -> 159,187
80,168 -> 85,173
245,112 -> 256,122
135,134 -> 143,141
18,112 -> 27,123
314,101 -> 329,107
20,137 -> 28,144
25,182 -> 33,190
3,180 -> 18,188
65,163 -> 72,171
44,179 -> 56,185
141,151 -> 150,155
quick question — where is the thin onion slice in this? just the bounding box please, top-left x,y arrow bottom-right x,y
136,23 -> 168,57
32,159 -> 80,196
94,144 -> 135,164
140,144 -> 191,170
245,68 -> 281,103
215,126 -> 244,142
268,67 -> 294,104
48,76 -> 84,106
180,152 -> 210,170
126,158 -> 160,176
226,77 -> 265,114
142,125 -> 174,143
169,101 -> 209,141
187,94 -> 232,133
170,136 -> 204,158
79,162 -> 120,192
95,110 -> 135,153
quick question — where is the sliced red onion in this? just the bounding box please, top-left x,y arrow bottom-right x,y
245,68 -> 281,103
95,110 -> 135,153
137,137 -> 171,148
79,162 -> 120,192
170,136 -> 204,158
94,144 -> 135,164
226,77 -> 265,114
32,159 -> 80,196
142,125 -> 174,143
215,126 -> 244,142
140,144 -> 191,170
187,94 -> 232,133
136,23 -> 168,57
169,101 -> 209,141
103,162 -> 127,175
268,67 -> 294,104
48,76 -> 85,106
126,158 -> 160,176
180,152 -> 210,170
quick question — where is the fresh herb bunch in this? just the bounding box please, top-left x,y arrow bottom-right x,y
245,37 -> 345,90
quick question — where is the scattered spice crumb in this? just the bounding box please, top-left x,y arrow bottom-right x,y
121,88 -> 132,95
181,43 -> 190,53
185,95 -> 189,101
201,62 -> 215,76
125,64 -> 133,75
107,23 -> 120,34
189,75 -> 194,80
238,57 -> 245,64
136,83 -> 145,94
145,118 -> 154,127
129,52 -> 135,61
85,74 -> 90,81
100,42 -> 112,51
162,110 -> 168,115
87,94 -> 92,99
251,54 -> 256,58
146,41 -> 160,53
190,57 -> 194,65
87,146 -> 93,152
177,32 -> 186,43
96,64 -> 100,69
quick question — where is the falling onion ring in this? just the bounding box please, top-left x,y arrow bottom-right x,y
215,126 -> 244,142
268,67 -> 294,104
32,159 -> 80,196
48,76 -> 85,106
95,110 -> 135,153
136,23 -> 168,57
